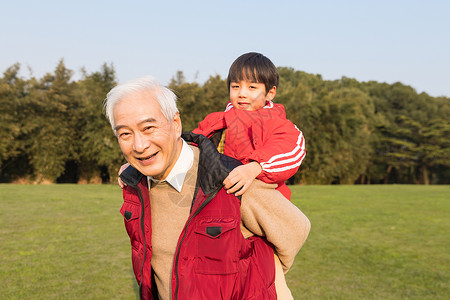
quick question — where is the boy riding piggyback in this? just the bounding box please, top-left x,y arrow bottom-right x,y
193,52 -> 306,199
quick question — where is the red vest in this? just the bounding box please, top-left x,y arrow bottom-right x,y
119,132 -> 276,300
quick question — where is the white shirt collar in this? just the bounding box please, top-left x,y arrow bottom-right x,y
148,139 -> 193,192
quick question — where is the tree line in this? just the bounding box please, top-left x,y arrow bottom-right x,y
0,60 -> 448,184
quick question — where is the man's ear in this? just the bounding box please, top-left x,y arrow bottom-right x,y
173,112 -> 182,136
266,86 -> 277,101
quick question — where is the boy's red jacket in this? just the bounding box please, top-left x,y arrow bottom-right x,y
193,102 -> 305,199
119,133 -> 276,299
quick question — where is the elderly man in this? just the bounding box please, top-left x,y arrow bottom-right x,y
104,76 -> 310,300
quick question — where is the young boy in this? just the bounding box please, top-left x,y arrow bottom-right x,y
193,52 -> 306,299
193,52 -> 306,199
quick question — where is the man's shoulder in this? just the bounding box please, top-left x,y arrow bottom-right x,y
182,132 -> 241,193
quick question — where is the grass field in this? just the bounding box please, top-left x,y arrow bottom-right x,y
0,184 -> 448,299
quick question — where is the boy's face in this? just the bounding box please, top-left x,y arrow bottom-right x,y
229,80 -> 276,111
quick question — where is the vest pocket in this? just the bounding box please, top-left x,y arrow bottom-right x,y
194,217 -> 239,274
120,201 -> 141,250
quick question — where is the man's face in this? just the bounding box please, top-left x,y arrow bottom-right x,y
229,80 -> 276,111
113,90 -> 182,180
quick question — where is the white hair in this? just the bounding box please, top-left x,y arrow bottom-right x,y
103,76 -> 178,133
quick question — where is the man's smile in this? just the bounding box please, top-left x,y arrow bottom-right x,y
136,151 -> 159,164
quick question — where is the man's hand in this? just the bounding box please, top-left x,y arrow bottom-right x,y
223,161 -> 262,196
117,163 -> 130,188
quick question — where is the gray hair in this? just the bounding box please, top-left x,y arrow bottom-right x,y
103,76 -> 179,133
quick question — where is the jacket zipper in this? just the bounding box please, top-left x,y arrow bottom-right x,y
131,183 -> 147,300
173,188 -> 220,300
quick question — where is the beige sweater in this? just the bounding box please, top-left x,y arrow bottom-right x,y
149,146 -> 310,299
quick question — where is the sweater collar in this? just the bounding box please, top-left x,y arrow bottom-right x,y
147,139 -> 193,192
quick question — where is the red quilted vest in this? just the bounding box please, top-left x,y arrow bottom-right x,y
119,132 -> 277,300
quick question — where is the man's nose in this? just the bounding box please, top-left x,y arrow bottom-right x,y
132,133 -> 150,153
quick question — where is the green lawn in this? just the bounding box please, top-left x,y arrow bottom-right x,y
0,184 -> 448,299
288,185 -> 449,300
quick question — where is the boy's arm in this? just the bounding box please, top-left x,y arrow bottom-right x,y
247,121 -> 306,184
240,180 -> 311,272
192,111 -> 226,138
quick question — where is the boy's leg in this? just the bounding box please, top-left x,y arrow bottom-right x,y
274,253 -> 294,300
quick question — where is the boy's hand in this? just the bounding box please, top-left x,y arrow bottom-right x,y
117,163 -> 130,188
223,162 -> 262,196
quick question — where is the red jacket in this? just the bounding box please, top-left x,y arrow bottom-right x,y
193,102 -> 305,199
119,132 -> 276,300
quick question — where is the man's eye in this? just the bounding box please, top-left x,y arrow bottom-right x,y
119,132 -> 130,139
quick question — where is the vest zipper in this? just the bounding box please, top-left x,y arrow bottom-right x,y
173,188 -> 220,300
131,183 -> 147,300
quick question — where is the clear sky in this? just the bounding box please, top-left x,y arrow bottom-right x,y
1,0 -> 449,97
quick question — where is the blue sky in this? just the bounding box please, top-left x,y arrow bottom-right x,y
1,0 -> 449,97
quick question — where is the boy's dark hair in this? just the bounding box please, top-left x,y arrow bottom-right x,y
227,52 -> 279,95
